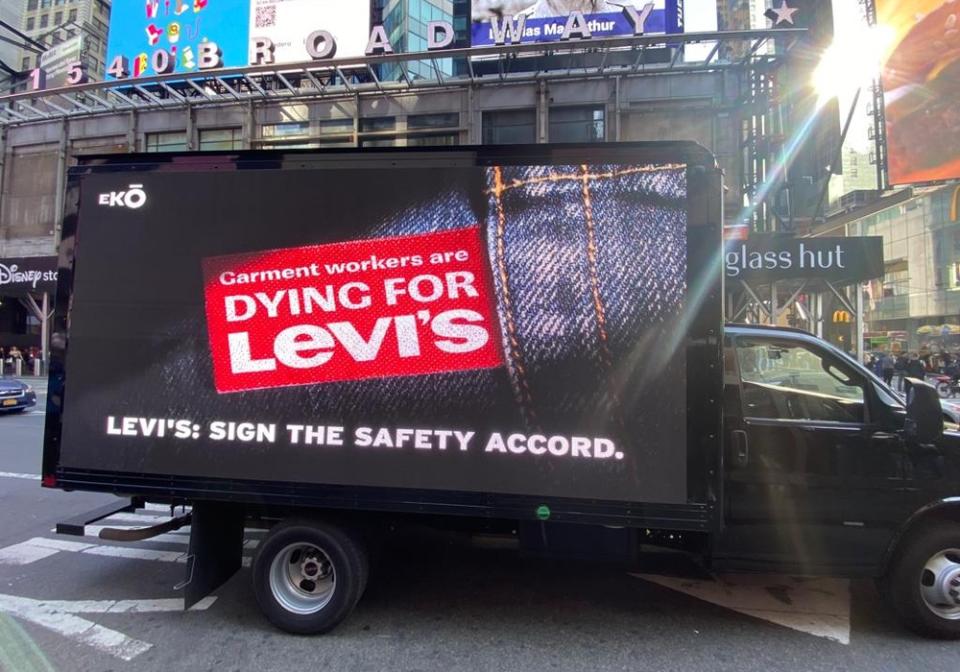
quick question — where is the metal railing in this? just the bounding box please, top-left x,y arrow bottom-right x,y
0,29 -> 803,126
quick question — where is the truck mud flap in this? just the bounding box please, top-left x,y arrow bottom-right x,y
181,501 -> 244,609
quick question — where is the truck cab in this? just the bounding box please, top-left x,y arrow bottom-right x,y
717,323 -> 960,637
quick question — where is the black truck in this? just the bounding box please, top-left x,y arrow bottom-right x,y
43,143 -> 960,638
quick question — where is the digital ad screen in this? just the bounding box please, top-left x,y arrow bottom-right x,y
61,160 -> 690,504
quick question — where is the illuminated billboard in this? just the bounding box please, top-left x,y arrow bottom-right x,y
470,0 -> 683,46
878,0 -> 960,185
105,1 -> 371,78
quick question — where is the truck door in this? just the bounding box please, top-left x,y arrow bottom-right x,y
718,334 -> 906,573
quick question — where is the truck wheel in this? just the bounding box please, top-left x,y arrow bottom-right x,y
882,523 -> 960,639
252,519 -> 368,635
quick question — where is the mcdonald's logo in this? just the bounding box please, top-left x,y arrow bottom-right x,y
833,310 -> 851,323
951,185 -> 960,223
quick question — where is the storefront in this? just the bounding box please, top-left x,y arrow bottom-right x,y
0,256 -> 56,374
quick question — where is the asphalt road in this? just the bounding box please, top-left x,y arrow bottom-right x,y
0,380 -> 957,671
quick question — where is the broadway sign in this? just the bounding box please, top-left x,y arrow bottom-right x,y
0,256 -> 58,296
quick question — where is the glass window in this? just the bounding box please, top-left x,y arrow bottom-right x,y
407,112 -> 459,146
54,10 -> 62,23
40,14 -> 49,28
261,121 -> 309,138
360,116 -> 397,147
26,17 -> 35,31
736,337 -> 866,423
145,131 -> 188,153
482,109 -> 536,145
68,8 -> 76,21
27,0 -> 38,10
199,128 -> 242,151
549,105 -> 605,143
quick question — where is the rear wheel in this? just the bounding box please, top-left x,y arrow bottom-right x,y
936,381 -> 951,398
252,519 -> 368,634
881,522 -> 960,639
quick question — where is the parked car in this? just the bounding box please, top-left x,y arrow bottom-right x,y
0,378 -> 37,413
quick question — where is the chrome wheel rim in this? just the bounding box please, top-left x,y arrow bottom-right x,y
919,548 -> 960,620
268,543 -> 336,615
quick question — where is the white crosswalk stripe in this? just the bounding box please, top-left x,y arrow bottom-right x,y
0,504 -> 251,661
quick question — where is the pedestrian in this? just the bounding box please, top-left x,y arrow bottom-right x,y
881,352 -> 895,387
906,353 -> 926,382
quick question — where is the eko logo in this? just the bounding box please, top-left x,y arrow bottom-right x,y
97,184 -> 147,209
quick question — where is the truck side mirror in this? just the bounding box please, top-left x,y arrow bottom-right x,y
904,377 -> 943,443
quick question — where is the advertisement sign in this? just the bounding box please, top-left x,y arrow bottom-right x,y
62,160 -> 695,504
470,0 -> 683,47
725,235 -> 884,284
39,35 -> 84,88
0,256 -> 58,296
249,0 -> 370,63
105,0 -> 371,77
878,0 -> 960,185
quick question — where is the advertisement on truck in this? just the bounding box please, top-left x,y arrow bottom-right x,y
54,149 -> 714,505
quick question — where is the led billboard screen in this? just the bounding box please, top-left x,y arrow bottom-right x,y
55,149 -> 719,504
105,1 -> 371,78
470,0 -> 683,46
879,0 -> 960,185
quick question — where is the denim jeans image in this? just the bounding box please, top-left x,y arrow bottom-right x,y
484,164 -> 688,478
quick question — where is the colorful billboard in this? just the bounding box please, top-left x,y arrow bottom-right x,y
470,0 -> 683,46
878,0 -> 960,185
105,1 -> 371,78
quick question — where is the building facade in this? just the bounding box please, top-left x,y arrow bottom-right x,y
18,0 -> 110,81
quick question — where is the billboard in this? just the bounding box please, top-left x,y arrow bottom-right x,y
39,35 -> 84,88
470,0 -> 683,46
249,0 -> 369,64
60,157 -> 700,504
105,0 -> 371,78
878,0 -> 960,185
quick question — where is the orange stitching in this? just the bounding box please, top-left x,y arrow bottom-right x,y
580,164 -> 612,370
487,164 -> 685,195
493,166 -> 537,422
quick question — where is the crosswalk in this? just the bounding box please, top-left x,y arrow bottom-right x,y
0,503 -> 263,661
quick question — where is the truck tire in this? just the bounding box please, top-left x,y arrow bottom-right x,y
881,522 -> 960,639
252,519 -> 368,635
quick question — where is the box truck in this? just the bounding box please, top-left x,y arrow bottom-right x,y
43,143 -> 960,637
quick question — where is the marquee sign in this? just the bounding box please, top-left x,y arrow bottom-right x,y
26,1 -> 678,91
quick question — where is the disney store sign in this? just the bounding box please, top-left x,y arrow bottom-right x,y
0,256 -> 58,295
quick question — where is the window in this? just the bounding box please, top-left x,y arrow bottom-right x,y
736,338 -> 866,423
27,0 -> 38,10
199,128 -> 243,151
145,131 -> 188,153
359,116 -> 397,148
260,121 -> 316,148
54,11 -> 62,24
549,105 -> 605,143
407,112 -> 459,146
21,57 -> 31,70
68,8 -> 77,21
39,14 -> 49,28
316,118 -> 354,147
26,17 -> 35,31
482,109 -> 536,145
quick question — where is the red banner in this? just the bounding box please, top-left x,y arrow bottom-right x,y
202,227 -> 503,393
